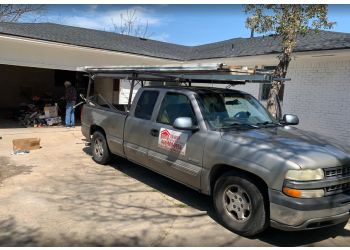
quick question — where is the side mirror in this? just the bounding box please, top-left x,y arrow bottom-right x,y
282,114 -> 299,125
173,117 -> 198,131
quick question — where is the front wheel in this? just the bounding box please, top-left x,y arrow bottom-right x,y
91,131 -> 111,165
213,171 -> 269,237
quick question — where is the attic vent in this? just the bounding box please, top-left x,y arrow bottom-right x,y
139,37 -> 148,41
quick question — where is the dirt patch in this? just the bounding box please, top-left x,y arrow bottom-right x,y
0,157 -> 34,183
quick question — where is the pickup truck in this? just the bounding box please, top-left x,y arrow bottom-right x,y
81,86 -> 350,236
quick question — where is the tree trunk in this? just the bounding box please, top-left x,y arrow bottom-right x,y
266,47 -> 292,119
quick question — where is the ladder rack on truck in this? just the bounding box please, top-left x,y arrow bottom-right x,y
80,63 -> 290,109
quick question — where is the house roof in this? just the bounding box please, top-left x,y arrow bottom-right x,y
0,22 -> 189,60
1,22 -> 350,61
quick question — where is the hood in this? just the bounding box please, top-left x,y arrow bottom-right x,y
221,126 -> 350,169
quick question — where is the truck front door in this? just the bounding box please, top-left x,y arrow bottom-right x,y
147,91 -> 206,189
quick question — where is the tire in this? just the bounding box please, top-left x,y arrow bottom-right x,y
91,131 -> 111,165
213,171 -> 268,237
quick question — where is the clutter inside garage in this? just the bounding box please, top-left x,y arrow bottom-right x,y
0,64 -> 89,128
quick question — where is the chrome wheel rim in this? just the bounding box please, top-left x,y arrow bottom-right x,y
223,184 -> 252,222
94,137 -> 104,158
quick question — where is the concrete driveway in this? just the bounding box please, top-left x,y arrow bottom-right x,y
0,127 -> 349,246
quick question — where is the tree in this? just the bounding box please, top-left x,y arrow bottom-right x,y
111,9 -> 153,38
0,4 -> 45,22
245,5 -> 335,119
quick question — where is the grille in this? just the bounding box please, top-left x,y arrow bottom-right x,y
325,182 -> 350,195
324,166 -> 350,178
324,166 -> 350,195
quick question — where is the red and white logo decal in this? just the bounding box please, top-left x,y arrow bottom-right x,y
158,128 -> 188,155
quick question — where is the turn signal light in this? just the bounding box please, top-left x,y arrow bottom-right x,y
282,187 -> 325,198
283,187 -> 302,198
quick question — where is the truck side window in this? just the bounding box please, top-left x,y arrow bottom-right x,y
134,91 -> 159,120
157,92 -> 197,126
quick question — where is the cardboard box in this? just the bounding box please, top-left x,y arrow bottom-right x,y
44,106 -> 58,118
13,138 -> 41,151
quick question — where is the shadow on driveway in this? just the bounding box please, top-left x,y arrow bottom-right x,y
82,147 -> 350,246
0,216 -> 41,246
255,223 -> 350,247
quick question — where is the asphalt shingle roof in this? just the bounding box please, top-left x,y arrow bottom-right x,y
1,22 -> 350,61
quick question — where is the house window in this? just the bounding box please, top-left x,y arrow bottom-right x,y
260,83 -> 285,101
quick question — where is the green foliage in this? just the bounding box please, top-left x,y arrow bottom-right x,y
245,5 -> 335,118
245,5 -> 335,50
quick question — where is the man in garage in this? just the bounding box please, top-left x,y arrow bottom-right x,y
63,81 -> 77,128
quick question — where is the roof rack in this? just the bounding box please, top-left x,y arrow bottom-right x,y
80,63 -> 290,84
81,63 -> 290,109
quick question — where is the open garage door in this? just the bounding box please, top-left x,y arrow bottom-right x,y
0,64 -> 88,128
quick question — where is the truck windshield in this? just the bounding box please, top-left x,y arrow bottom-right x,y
196,92 -> 278,130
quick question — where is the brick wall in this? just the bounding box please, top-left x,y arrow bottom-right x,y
284,57 -> 350,145
233,56 -> 350,145
234,82 -> 261,99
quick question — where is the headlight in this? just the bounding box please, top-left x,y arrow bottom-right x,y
283,187 -> 325,198
285,169 -> 324,181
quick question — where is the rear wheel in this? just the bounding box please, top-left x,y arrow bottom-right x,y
213,171 -> 268,237
91,131 -> 111,164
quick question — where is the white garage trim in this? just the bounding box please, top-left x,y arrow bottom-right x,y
0,34 -> 180,71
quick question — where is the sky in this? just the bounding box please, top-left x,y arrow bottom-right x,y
21,4 -> 350,46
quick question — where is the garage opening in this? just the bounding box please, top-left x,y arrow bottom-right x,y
0,64 -> 89,128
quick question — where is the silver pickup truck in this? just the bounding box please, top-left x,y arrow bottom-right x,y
81,86 -> 350,236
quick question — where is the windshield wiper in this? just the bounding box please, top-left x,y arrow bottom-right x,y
223,123 -> 260,129
256,121 -> 281,127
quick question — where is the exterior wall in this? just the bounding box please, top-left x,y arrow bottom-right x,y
94,78 -> 115,104
233,82 -> 261,100
284,56 -> 350,145
94,78 -> 141,105
216,54 -> 350,145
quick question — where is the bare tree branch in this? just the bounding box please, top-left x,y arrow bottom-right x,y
110,9 -> 154,39
0,4 -> 46,23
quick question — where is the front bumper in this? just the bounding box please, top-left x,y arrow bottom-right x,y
269,189 -> 350,231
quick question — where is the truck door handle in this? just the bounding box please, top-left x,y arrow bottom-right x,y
150,129 -> 159,137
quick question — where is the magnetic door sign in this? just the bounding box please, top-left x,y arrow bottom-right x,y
158,128 -> 188,155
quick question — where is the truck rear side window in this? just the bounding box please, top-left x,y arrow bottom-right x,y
135,91 -> 159,120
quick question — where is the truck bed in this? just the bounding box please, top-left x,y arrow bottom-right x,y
81,103 -> 128,157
